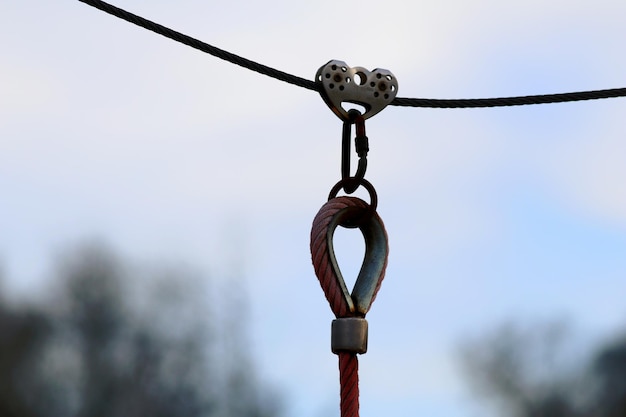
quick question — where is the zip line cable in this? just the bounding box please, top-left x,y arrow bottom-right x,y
79,0 -> 626,109
78,0 -> 317,91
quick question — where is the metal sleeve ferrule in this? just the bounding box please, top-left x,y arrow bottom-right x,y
331,317 -> 368,354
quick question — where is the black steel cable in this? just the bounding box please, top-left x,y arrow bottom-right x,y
79,0 -> 626,109
78,0 -> 317,91
392,88 -> 626,108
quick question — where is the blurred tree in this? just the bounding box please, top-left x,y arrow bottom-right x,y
460,321 -> 626,417
590,336 -> 626,417
0,244 -> 282,417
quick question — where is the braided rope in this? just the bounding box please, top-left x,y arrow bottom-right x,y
339,353 -> 360,417
310,196 -> 389,417
310,197 -> 370,317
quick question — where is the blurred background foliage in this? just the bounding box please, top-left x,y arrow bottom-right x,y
1,242 -> 624,417
0,243 -> 282,417
460,321 -> 626,417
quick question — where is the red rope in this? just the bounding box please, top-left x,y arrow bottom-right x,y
339,353 -> 360,417
310,196 -> 389,417
310,197 -> 370,318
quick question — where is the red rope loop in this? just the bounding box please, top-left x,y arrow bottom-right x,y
311,197 -> 367,317
310,196 -> 388,318
310,196 -> 389,417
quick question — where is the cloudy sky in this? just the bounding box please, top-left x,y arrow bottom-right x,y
2,1 -> 626,416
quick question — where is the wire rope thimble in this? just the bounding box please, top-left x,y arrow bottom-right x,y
310,191 -> 389,354
316,60 -> 398,121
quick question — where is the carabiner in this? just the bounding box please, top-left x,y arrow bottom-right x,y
341,109 -> 369,194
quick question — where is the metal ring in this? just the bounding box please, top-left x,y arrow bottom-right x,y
328,178 -> 378,213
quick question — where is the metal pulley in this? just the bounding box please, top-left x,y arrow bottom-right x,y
316,60 -> 398,121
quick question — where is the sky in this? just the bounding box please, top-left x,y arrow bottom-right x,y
1,1 -> 626,417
